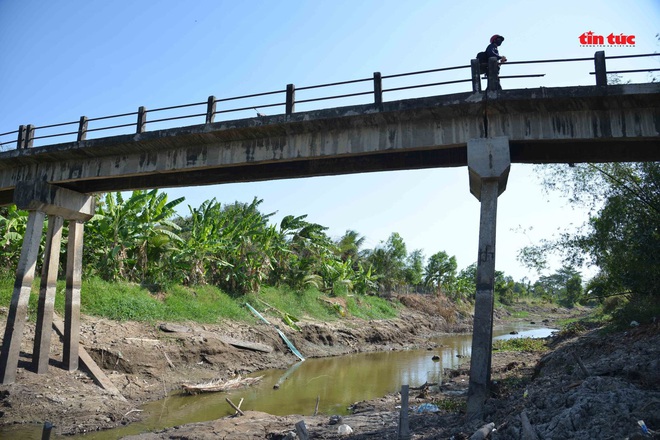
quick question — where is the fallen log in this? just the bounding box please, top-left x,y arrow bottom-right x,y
217,335 -> 273,353
182,375 -> 263,395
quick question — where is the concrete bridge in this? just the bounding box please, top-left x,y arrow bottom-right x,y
0,83 -> 658,204
0,77 -> 658,421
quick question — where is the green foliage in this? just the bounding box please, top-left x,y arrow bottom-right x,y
84,190 -> 184,284
531,266 -> 583,307
445,263 -> 477,302
495,272 -> 516,305
609,295 -> 660,330
247,286 -> 337,322
344,294 -> 398,319
521,163 -> 659,311
81,278 -> 166,321
364,232 -> 409,293
0,206 -> 28,273
404,249 -> 425,287
434,398 -> 466,412
556,321 -> 586,338
493,337 -> 547,352
164,285 -> 250,322
424,251 -> 457,291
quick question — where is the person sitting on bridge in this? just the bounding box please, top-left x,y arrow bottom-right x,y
478,34 -> 507,78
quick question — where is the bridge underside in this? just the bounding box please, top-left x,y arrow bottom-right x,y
29,138 -> 660,199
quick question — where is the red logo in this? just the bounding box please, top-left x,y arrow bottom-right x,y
579,31 -> 636,47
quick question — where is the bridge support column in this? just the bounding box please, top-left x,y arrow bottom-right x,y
33,215 -> 64,374
0,181 -> 94,384
465,136 -> 510,421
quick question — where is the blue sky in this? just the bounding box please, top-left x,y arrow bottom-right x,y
1,0 -> 658,281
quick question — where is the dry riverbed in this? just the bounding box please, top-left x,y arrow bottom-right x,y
0,295 -> 657,439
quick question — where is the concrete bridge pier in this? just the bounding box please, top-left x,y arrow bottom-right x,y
465,137 -> 510,421
0,181 -> 94,384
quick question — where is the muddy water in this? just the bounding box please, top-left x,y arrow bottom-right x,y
13,323 -> 555,439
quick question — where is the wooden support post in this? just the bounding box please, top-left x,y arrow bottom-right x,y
136,106 -> 147,133
594,51 -> 607,86
33,215 -> 65,374
64,220 -> 84,371
0,210 -> 46,384
77,116 -> 88,142
373,72 -> 383,110
398,384 -> 410,440
471,59 -> 482,92
206,95 -> 216,124
285,84 -> 295,115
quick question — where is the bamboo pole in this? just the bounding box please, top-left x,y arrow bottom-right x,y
226,398 -> 244,416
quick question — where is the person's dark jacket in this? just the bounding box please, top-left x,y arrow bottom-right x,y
484,42 -> 502,61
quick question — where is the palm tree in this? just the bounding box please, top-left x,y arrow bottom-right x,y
336,229 -> 366,269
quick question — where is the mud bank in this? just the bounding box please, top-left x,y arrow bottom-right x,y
3,297 -> 653,440
0,294 -> 472,436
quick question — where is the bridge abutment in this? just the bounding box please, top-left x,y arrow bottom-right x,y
0,181 -> 94,384
465,137 -> 510,421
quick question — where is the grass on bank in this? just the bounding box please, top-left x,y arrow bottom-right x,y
0,275 -> 398,324
492,337 -> 548,352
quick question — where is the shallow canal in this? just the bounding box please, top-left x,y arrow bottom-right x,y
7,323 -> 555,439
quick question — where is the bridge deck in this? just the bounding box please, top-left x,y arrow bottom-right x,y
0,83 -> 658,205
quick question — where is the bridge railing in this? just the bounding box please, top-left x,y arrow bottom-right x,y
1,51 -> 658,151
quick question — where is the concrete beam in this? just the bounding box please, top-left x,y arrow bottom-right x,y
467,137 -> 510,201
13,180 -> 95,221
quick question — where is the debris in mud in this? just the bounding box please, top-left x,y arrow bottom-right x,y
182,375 -> 264,394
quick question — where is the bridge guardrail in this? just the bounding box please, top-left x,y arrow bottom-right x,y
1,51 -> 658,151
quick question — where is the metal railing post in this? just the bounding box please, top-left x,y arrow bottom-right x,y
25,124 -> 35,148
136,106 -> 147,133
17,125 -> 26,150
77,116 -> 88,142
595,51 -> 607,86
373,72 -> 383,110
471,59 -> 482,92
487,57 -> 500,91
206,96 -> 216,124
285,84 -> 295,115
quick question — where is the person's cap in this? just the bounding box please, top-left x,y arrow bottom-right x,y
490,34 -> 505,43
